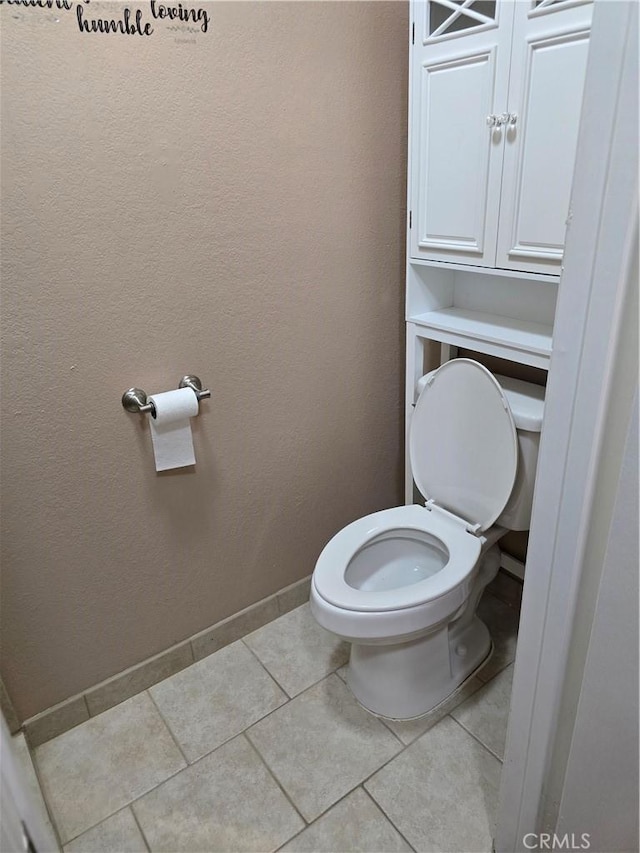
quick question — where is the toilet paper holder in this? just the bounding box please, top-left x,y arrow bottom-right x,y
122,375 -> 211,417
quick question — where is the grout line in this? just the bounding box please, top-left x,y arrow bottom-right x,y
360,786 -> 418,853
61,806 -> 152,852
145,689 -> 190,767
128,804 -> 151,852
356,696 -> 488,792
447,714 -> 505,763
359,712 -> 505,850
271,784 -> 419,853
240,637 -> 296,700
59,757 -> 190,847
375,714 -> 409,748
236,666 -> 357,740
242,732 -> 309,828
360,737 -> 411,790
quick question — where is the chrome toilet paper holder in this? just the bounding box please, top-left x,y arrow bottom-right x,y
122,375 -> 211,416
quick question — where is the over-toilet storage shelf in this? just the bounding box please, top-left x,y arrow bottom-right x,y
409,307 -> 552,369
409,257 -> 560,283
406,262 -> 557,372
404,0 -> 593,502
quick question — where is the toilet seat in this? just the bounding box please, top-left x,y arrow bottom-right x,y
313,360 -> 519,618
313,504 -> 481,612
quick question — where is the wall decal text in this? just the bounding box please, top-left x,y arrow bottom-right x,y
0,0 -> 211,37
0,0 -> 73,8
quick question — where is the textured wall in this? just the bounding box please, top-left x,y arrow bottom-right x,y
0,1 -> 408,719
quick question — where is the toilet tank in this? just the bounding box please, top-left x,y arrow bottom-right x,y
416,370 -> 545,532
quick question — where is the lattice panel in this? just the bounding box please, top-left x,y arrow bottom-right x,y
428,0 -> 497,39
532,1 -> 592,17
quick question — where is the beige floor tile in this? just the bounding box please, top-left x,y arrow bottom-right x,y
280,787 -> 412,852
133,735 -> 304,852
34,693 -> 185,844
451,664 -> 514,760
244,603 -> 349,697
477,593 -> 520,682
381,675 -> 484,745
365,716 -> 501,853
149,639 -> 287,762
247,674 -> 402,822
63,808 -> 146,852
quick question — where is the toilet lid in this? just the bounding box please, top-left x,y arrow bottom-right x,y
410,359 -> 518,532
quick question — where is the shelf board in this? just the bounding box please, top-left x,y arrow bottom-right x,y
408,307 -> 553,369
408,257 -> 560,284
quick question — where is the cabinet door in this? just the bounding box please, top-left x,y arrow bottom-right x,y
496,0 -> 592,274
409,0 -> 514,267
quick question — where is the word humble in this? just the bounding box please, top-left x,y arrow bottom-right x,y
74,1 -> 210,36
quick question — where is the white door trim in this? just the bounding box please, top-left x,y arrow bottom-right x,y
1,716 -> 59,852
494,1 -> 639,850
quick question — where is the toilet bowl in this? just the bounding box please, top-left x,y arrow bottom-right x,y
310,359 -> 544,720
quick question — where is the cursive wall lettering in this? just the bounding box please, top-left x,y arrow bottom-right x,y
1,0 -> 211,37
150,1 -> 208,33
0,0 -> 73,8
76,1 -> 153,35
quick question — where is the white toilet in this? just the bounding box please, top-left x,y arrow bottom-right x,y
310,358 -> 544,720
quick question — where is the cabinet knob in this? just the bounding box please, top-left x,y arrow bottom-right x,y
487,114 -> 511,128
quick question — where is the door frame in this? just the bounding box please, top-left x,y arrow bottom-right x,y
494,1 -> 638,850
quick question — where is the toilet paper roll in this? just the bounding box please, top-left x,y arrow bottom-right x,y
147,387 -> 199,472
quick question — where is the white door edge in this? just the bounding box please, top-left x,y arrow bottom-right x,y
494,1 -> 639,850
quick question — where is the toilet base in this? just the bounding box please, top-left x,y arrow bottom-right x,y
345,615 -> 492,720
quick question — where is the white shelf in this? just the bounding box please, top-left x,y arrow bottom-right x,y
408,307 -> 553,369
408,257 -> 560,284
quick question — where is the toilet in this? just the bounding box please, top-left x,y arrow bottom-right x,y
310,358 -> 544,720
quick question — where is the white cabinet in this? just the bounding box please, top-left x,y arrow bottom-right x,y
409,0 -> 592,275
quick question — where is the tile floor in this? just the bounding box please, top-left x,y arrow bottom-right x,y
32,591 -> 520,853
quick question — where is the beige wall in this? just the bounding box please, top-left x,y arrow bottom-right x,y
0,1 -> 408,720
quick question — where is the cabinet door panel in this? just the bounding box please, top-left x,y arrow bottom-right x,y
496,0 -> 592,273
417,51 -> 495,257
409,1 -> 514,267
